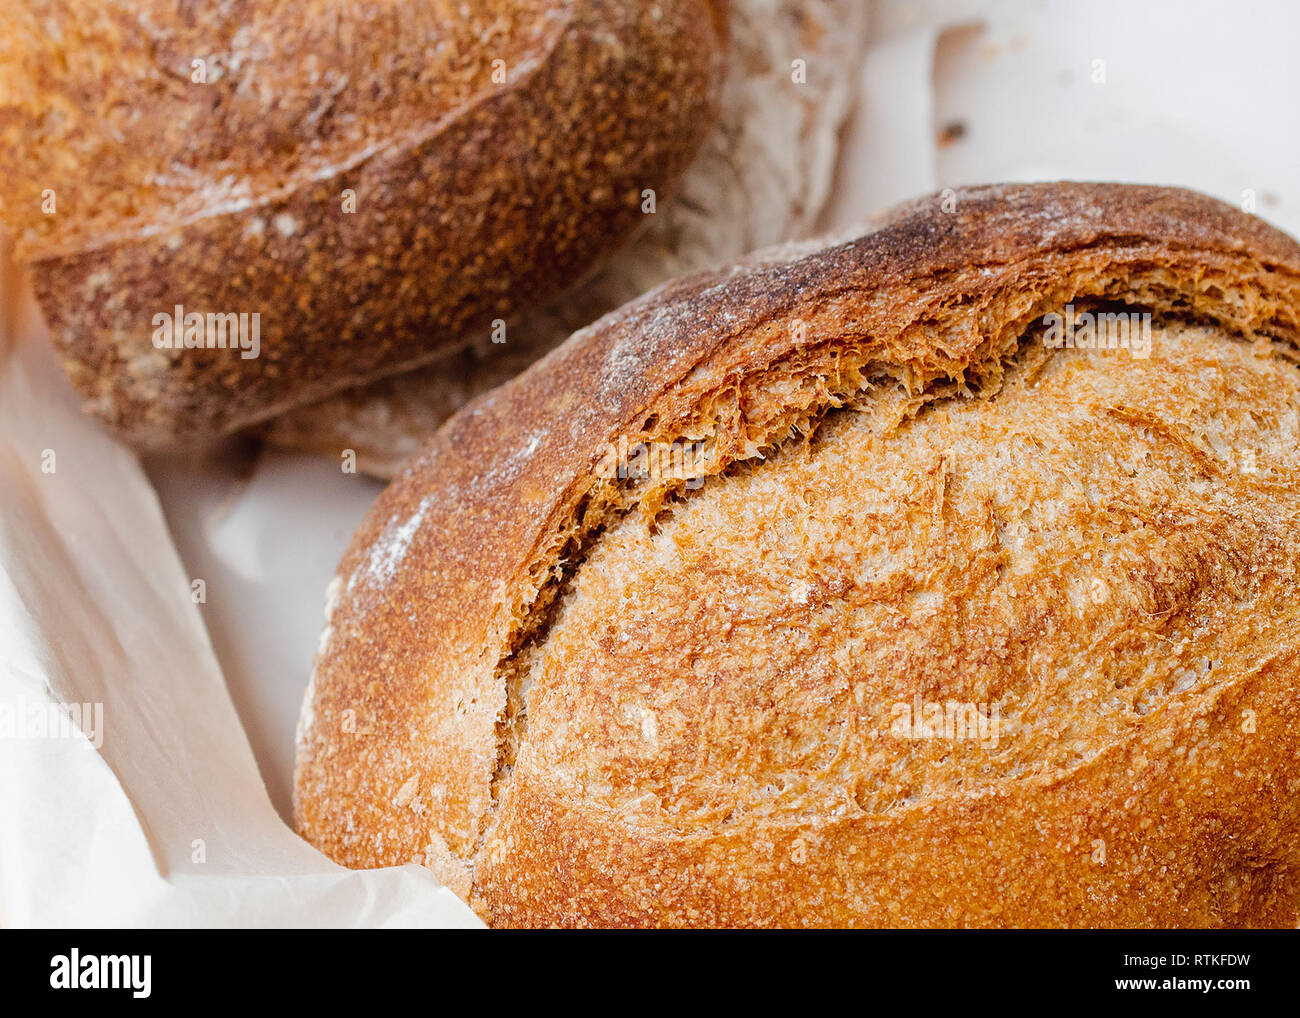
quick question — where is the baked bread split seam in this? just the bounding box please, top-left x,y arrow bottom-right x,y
294,182 -> 1300,927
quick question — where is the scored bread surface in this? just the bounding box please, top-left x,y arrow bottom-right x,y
294,182 -> 1300,927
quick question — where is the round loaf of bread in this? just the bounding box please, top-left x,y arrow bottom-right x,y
0,0 -> 726,447
294,182 -> 1300,927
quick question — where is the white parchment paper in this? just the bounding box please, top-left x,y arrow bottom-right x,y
3,0 -> 1298,927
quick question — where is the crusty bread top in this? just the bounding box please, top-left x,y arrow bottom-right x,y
293,183 -> 1300,925
488,316 -> 1300,926
1,0 -> 613,259
529,318 -> 1299,824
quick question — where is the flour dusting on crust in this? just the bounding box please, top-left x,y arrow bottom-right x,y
349,495 -> 434,594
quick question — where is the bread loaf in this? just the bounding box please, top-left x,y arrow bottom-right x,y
294,182 -> 1300,927
0,0 -> 726,447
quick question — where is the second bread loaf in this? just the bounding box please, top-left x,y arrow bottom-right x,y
0,0 -> 727,447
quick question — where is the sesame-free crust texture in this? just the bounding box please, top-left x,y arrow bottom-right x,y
294,183 -> 1300,928
0,0 -> 725,448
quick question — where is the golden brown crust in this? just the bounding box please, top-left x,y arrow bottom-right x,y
293,182 -> 1300,927
488,643 -> 1300,926
0,0 -> 726,447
